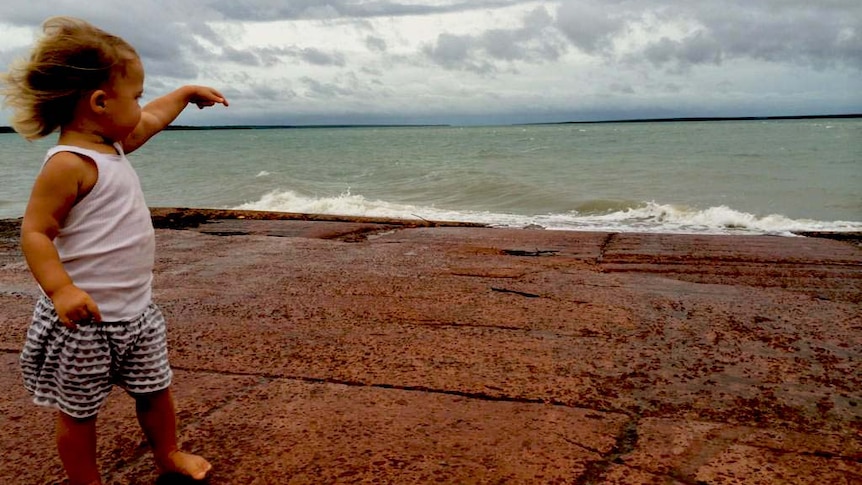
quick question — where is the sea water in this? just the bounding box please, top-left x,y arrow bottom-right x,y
1,119 -> 860,235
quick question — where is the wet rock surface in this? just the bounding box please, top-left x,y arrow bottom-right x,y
1,209 -> 860,484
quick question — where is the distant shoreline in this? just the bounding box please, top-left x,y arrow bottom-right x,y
0,113 -> 859,133
543,113 -> 862,125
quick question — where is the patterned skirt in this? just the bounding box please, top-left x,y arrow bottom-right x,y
20,296 -> 173,419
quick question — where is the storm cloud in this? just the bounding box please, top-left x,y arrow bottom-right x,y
423,6 -> 566,73
0,0 -> 859,125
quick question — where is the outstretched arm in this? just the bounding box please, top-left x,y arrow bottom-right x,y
123,85 -> 228,153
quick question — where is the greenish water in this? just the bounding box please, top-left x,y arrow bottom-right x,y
2,120 -> 860,234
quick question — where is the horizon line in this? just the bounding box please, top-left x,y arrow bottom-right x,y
0,113 -> 859,133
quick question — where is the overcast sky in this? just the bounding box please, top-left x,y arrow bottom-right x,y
1,0 -> 860,126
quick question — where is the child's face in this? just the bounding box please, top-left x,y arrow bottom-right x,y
103,57 -> 144,140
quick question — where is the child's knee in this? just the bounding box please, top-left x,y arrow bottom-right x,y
57,410 -> 98,427
130,387 -> 173,411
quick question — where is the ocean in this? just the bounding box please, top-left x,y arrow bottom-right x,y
1,119 -> 860,235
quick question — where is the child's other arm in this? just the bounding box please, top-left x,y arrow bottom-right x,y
123,85 -> 228,153
21,153 -> 102,328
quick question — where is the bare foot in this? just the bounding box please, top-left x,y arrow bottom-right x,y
157,450 -> 212,481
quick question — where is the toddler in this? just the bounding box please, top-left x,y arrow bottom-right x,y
2,16 -> 228,484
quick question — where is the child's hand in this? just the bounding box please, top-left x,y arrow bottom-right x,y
50,284 -> 102,329
188,86 -> 229,110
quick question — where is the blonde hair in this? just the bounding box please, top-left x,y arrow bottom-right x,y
0,16 -> 138,140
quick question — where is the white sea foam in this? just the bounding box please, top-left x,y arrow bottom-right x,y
233,190 -> 862,235
541,202 -> 862,235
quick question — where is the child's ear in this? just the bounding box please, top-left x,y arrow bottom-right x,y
89,90 -> 107,112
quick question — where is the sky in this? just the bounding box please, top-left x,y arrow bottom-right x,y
0,0 -> 860,126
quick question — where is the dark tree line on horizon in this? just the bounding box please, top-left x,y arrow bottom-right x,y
0,113 -> 859,133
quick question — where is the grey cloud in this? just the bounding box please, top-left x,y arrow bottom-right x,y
664,83 -> 683,94
198,44 -> 347,69
609,83 -> 634,94
220,46 -> 262,66
365,36 -> 387,52
8,0 -> 857,83
256,46 -> 296,66
211,83 -> 295,114
678,32 -> 722,66
207,0 -> 537,21
423,33 -> 496,74
423,6 -> 566,73
186,21 -> 228,47
129,28 -> 206,79
143,77 -> 171,93
301,76 -> 355,97
642,31 -> 722,71
248,82 -> 289,101
0,2 -> 214,79
361,65 -> 384,76
2,0 -> 859,124
715,80 -> 733,93
554,0 -> 862,71
143,57 -> 200,80
424,33 -> 471,68
483,8 -> 564,62
300,48 -> 346,67
555,0 -> 628,54
699,3 -> 862,69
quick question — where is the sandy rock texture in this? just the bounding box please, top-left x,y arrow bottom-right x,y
0,209 -> 859,484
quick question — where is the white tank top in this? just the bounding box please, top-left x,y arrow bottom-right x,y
45,144 -> 154,321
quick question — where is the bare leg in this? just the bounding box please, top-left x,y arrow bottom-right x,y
56,411 -> 102,485
134,387 -> 211,480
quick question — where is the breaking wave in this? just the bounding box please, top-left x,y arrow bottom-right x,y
233,189 -> 862,236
